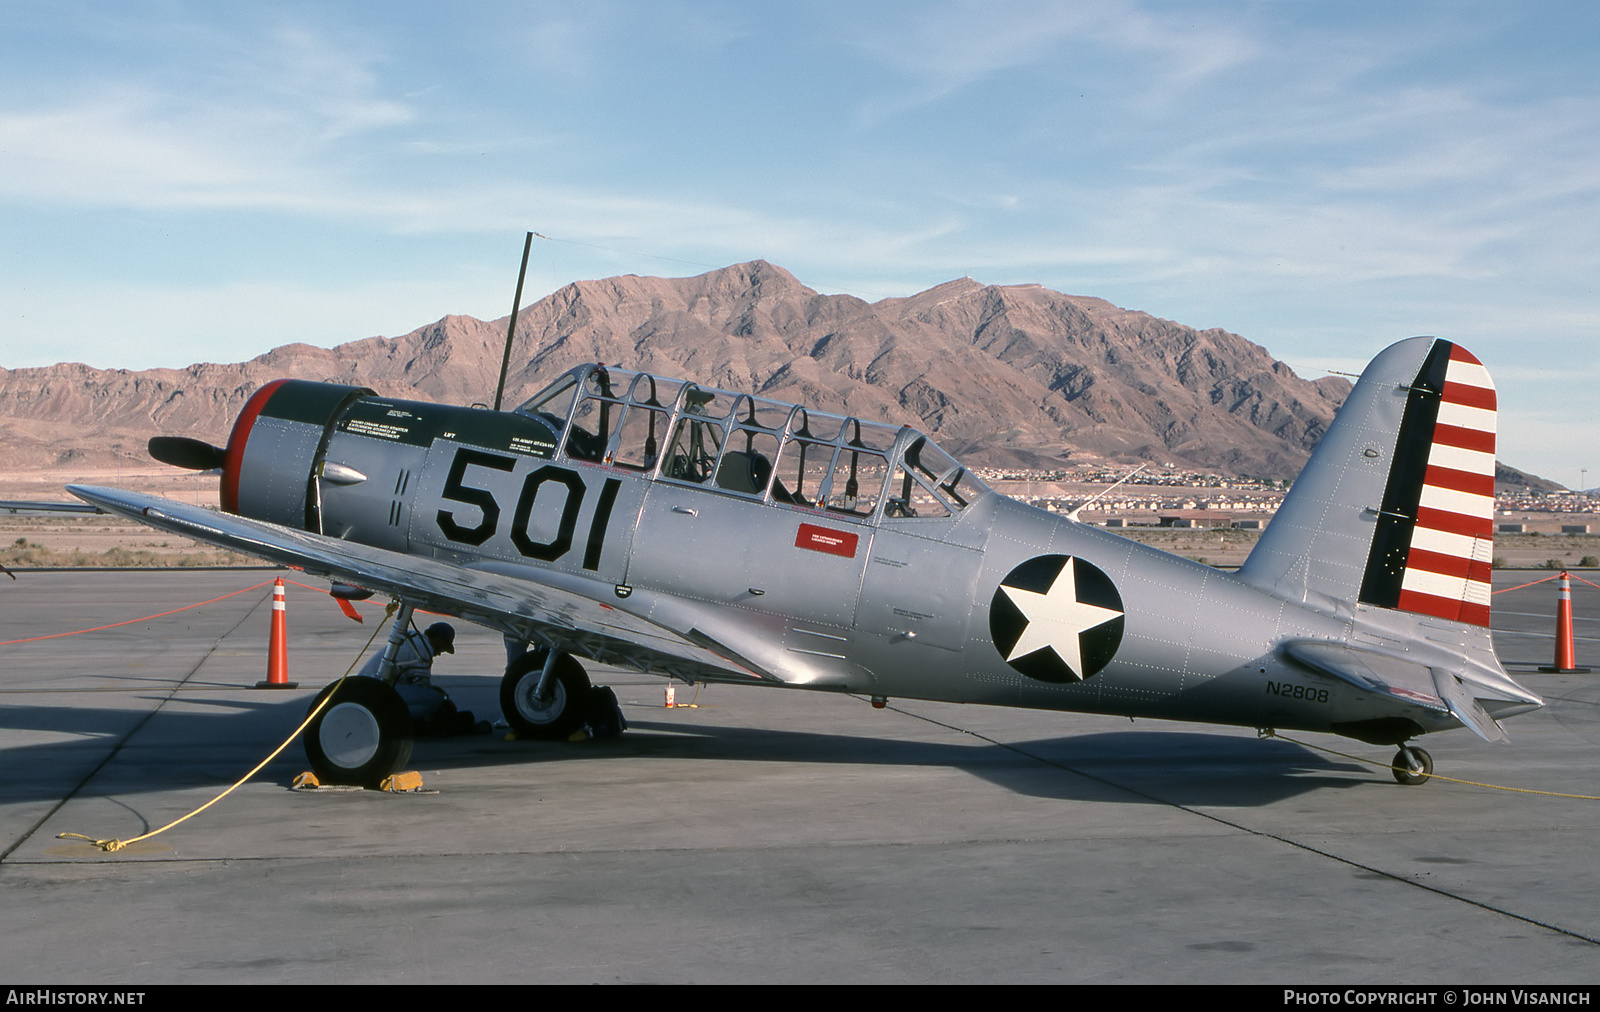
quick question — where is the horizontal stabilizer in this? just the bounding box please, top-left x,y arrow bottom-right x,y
1284,640 -> 1447,712
1430,666 -> 1510,744
1283,640 -> 1508,743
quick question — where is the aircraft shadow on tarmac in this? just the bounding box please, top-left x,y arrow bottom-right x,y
615,720 -> 1373,808
1,692 -> 1375,810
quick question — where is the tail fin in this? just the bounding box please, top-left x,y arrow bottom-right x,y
1240,338 -> 1496,626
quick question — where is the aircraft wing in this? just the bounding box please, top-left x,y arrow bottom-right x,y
1283,640 -> 1509,743
66,485 -> 774,685
1,499 -> 104,515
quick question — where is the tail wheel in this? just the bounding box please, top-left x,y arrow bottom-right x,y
305,678 -> 414,787
1391,745 -> 1434,786
500,649 -> 591,740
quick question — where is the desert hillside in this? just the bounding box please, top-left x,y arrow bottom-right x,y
0,261 -> 1359,479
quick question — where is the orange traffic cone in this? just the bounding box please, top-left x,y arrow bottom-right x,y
1539,571 -> 1590,673
256,577 -> 299,688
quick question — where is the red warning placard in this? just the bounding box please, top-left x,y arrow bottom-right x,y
795,523 -> 859,558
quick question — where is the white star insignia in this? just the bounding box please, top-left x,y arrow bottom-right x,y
1001,559 -> 1124,678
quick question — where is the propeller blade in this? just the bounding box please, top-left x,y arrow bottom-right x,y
148,436 -> 226,471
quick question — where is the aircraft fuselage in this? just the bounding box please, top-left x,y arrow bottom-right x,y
212,366 -> 1498,746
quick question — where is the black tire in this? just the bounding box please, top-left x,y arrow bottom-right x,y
1391,745 -> 1434,786
305,678 -> 415,787
500,649 -> 591,740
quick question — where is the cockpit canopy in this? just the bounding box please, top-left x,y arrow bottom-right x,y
516,364 -> 988,522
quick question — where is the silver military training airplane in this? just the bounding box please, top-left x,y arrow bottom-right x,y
67,335 -> 1540,788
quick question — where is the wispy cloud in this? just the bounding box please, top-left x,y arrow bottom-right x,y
845,0 -> 1258,124
0,14 -> 420,212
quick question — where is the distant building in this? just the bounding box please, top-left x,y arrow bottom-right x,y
1158,510 -> 1232,529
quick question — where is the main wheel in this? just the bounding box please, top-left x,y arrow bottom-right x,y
1391,745 -> 1434,786
500,649 -> 591,740
305,678 -> 415,787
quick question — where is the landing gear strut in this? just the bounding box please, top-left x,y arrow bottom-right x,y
500,648 -> 591,739
1391,744 -> 1434,786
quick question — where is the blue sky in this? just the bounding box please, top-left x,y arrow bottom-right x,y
2,1 -> 1597,482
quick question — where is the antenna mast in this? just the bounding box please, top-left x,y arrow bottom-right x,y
493,231 -> 535,411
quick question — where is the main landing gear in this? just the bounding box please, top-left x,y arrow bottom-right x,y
304,678 -> 415,788
1391,744 -> 1434,786
500,648 -> 591,740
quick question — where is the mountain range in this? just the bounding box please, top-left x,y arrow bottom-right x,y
0,261 -> 1546,486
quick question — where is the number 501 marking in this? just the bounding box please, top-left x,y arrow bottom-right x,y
436,448 -> 619,570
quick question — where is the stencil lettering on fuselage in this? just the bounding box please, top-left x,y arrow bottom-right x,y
989,555 -> 1125,683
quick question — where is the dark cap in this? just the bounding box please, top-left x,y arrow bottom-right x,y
425,622 -> 456,653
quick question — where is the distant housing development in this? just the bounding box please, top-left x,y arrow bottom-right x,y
982,465 -> 1597,532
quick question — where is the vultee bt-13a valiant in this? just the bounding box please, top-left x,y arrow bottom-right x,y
69,336 -> 1540,786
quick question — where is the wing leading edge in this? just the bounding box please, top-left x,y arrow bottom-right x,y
67,484 -> 774,686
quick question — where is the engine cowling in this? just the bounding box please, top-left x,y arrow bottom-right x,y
221,380 -> 372,528
219,380 -> 565,555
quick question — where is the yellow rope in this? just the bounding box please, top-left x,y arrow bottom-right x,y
58,602 -> 397,852
674,681 -> 703,707
1269,732 -> 1600,800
